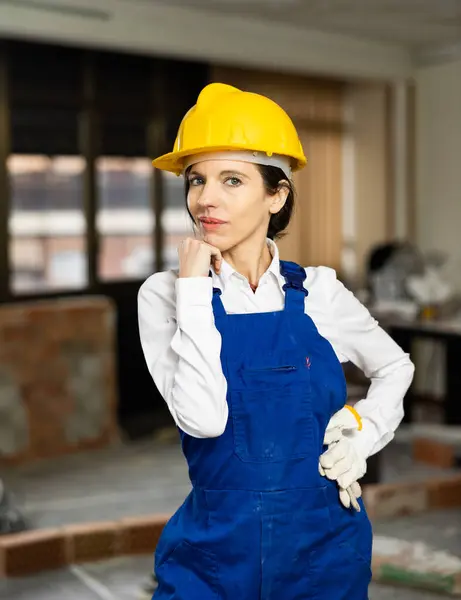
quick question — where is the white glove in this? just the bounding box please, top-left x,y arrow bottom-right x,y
319,406 -> 366,511
320,436 -> 367,486
338,481 -> 362,512
322,405 -> 361,446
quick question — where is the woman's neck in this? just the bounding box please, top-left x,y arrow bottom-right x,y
222,237 -> 273,287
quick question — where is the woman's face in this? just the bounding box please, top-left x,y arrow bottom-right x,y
186,159 -> 287,252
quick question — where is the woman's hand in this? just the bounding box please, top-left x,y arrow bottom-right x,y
319,437 -> 366,511
178,238 -> 223,278
319,406 -> 366,512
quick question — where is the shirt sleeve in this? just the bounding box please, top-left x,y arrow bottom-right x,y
137,271 -> 228,438
323,268 -> 415,458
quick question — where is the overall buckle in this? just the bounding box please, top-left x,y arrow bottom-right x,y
282,280 -> 308,297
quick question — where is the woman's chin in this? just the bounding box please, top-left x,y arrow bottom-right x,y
202,231 -> 226,248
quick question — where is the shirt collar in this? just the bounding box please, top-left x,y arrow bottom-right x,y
210,238 -> 285,291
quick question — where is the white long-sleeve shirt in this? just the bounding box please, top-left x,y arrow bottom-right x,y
138,240 -> 414,459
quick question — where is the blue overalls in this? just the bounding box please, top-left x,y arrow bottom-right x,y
153,261 -> 372,599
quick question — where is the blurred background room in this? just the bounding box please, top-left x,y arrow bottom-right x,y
1,1 -> 461,598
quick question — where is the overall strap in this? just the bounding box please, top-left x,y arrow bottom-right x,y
209,271 -> 227,319
279,260 -> 308,312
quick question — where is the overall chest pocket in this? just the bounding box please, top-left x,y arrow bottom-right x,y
229,364 -> 313,463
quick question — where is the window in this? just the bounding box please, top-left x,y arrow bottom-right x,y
2,40 -> 210,297
96,157 -> 153,280
8,155 -> 87,293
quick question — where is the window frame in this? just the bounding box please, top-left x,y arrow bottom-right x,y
0,43 -> 207,301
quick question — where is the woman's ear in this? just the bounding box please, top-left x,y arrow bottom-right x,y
269,180 -> 290,215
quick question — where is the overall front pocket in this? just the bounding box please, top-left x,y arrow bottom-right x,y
304,491 -> 373,598
156,540 -> 220,600
230,365 -> 313,463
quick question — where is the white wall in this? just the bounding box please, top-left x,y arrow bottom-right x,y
416,59 -> 461,290
0,0 -> 411,81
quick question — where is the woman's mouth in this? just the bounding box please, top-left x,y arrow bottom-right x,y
199,217 -> 227,231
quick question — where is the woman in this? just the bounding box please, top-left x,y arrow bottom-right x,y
138,83 -> 414,599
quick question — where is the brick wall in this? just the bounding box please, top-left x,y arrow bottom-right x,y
0,296 -> 119,465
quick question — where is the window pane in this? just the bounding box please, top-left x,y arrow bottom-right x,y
96,157 -> 153,280
11,107 -> 79,156
162,171 -> 193,270
8,155 -> 87,293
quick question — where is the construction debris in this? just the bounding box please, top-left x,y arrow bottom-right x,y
373,536 -> 461,596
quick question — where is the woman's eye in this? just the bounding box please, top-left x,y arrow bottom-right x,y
189,176 -> 204,186
225,176 -> 242,187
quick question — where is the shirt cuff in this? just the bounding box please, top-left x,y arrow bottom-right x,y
175,277 -> 214,326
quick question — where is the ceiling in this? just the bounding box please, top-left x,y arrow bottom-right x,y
147,0 -> 461,50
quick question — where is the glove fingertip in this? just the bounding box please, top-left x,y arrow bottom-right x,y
337,474 -> 354,490
351,498 -> 361,512
319,456 -> 330,469
352,482 -> 362,498
339,490 -> 350,509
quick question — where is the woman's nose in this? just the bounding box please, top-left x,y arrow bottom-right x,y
197,182 -> 218,207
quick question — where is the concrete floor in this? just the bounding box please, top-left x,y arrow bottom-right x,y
1,430 -> 461,599
2,439 -> 192,529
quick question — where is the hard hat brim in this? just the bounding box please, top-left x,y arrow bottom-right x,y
152,144 -> 307,176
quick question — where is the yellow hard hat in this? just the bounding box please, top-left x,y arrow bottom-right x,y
152,83 -> 307,175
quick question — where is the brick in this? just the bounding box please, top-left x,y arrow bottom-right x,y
413,437 -> 455,468
428,476 -> 461,509
363,481 -> 429,519
0,528 -> 67,577
364,475 -> 461,520
119,514 -> 170,555
0,297 -> 118,466
64,521 -> 122,564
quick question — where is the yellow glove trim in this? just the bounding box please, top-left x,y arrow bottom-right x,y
345,405 -> 363,431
